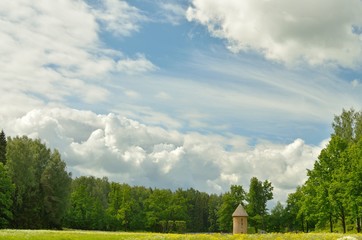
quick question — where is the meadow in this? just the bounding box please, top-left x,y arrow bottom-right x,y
0,230 -> 361,240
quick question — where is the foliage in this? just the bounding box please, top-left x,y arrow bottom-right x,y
218,185 -> 246,232
0,163 -> 14,228
65,176 -> 111,230
267,201 -> 287,232
247,177 -> 273,232
208,193 -> 222,232
6,136 -> 71,229
41,150 -> 72,229
286,108 -> 362,233
0,130 -> 6,165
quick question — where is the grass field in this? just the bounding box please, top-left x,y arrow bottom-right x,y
0,230 -> 361,240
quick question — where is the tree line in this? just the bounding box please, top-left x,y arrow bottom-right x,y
63,175 -> 273,233
0,109 -> 361,233
0,131 -> 275,232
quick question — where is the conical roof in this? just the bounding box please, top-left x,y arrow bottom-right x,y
232,204 -> 248,217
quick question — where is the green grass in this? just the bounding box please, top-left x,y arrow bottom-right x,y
0,230 -> 361,240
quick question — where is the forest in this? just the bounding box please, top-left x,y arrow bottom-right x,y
0,109 -> 361,233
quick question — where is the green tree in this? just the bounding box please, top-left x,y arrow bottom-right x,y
6,137 -> 49,228
41,150 -> 72,229
208,193 -> 221,232
145,189 -> 173,231
247,177 -> 273,232
116,184 -> 133,230
332,108 -> 362,142
268,201 -> 287,232
6,136 -> 71,229
128,186 -> 150,230
66,176 -> 110,230
169,189 -> 188,222
285,186 -> 307,232
0,163 -> 14,228
306,135 -> 348,232
182,188 -> 209,232
0,130 -> 6,165
346,139 -> 362,233
217,185 -> 246,232
292,109 -> 362,233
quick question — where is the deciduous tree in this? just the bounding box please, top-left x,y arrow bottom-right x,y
247,177 -> 273,232
217,185 -> 246,232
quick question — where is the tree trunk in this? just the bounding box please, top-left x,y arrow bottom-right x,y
329,213 -> 333,233
357,217 -> 361,233
306,220 -> 309,233
341,208 -> 346,234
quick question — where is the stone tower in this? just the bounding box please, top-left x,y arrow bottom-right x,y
232,204 -> 248,234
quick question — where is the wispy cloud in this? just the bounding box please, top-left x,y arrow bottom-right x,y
0,0 -> 156,119
116,54 -> 158,75
156,1 -> 187,25
90,0 -> 148,36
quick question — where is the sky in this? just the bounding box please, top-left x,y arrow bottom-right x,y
1,0 -> 362,206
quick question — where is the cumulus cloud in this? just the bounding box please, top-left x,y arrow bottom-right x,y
187,0 -> 362,68
7,107 -> 323,203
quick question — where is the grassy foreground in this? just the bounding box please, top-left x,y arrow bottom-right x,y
0,230 -> 361,240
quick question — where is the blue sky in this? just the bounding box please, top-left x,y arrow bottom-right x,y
1,0 -> 362,205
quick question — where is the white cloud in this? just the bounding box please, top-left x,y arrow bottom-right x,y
187,0 -> 362,68
5,107 -> 323,203
156,2 -> 187,25
0,0 -> 156,119
91,0 -> 147,36
116,54 -> 158,75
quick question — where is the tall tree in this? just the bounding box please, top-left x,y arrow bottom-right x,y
293,109 -> 362,233
217,185 -> 246,232
208,194 -> 222,232
306,135 -> 348,232
0,130 -> 6,164
0,163 -> 14,228
247,177 -> 273,232
332,108 -> 362,232
183,188 -> 210,232
6,136 -> 71,229
346,139 -> 362,233
41,150 -> 72,229
6,136 -> 44,228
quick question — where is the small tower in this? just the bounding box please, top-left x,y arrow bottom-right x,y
232,204 -> 248,234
